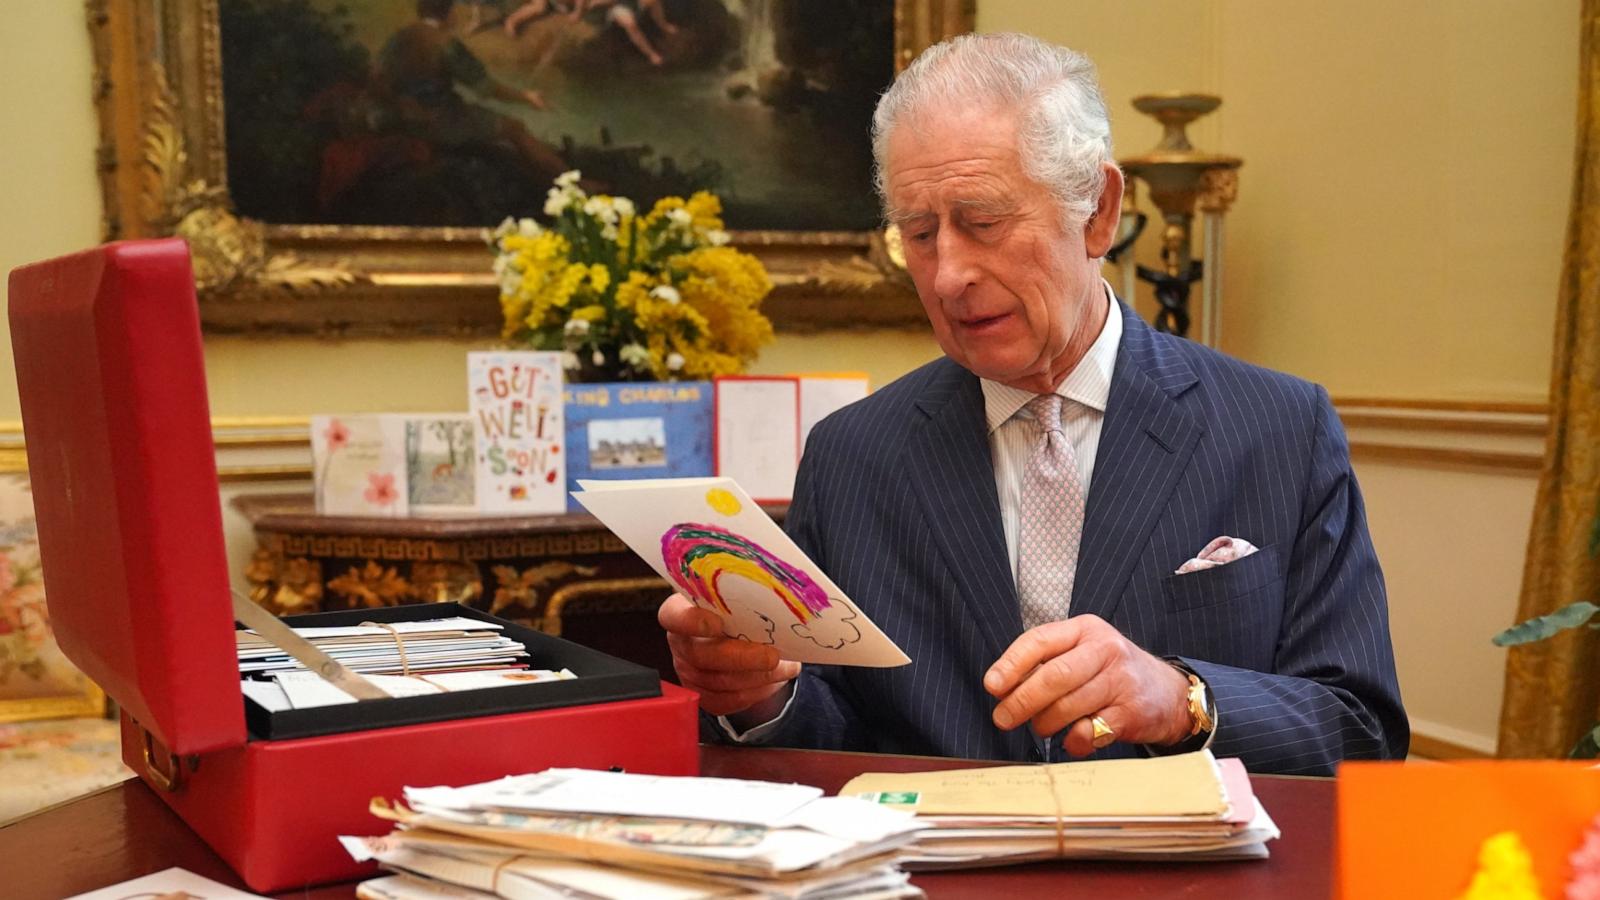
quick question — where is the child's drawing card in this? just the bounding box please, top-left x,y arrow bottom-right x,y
572,477 -> 910,667
311,414 -> 408,517
714,377 -> 800,503
468,351 -> 565,514
405,413 -> 476,515
798,372 -> 870,452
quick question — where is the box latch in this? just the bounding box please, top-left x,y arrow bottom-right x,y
139,724 -> 193,792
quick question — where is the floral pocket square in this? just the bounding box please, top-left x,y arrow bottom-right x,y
1175,536 -> 1260,575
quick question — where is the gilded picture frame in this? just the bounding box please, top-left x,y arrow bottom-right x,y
87,0 -> 974,337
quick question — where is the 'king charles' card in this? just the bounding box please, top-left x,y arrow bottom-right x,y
573,477 -> 910,667
469,351 -> 565,514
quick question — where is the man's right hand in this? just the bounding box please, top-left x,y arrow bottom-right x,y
658,593 -> 800,722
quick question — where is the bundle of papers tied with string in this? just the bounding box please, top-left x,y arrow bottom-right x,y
840,750 -> 1279,869
342,768 -> 926,899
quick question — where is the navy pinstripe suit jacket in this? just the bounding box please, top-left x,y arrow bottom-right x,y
741,301 -> 1408,775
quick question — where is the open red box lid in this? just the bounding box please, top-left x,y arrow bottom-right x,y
8,239 -> 244,755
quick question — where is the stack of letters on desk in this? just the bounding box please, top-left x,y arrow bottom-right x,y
840,750 -> 1279,869
341,768 -> 926,899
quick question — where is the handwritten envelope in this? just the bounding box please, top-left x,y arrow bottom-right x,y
572,477 -> 910,667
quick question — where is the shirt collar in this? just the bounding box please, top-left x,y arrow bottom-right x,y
980,280 -> 1122,434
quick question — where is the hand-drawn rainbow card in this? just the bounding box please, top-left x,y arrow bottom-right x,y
572,477 -> 910,667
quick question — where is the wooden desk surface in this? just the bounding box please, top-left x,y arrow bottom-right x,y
0,746 -> 1334,899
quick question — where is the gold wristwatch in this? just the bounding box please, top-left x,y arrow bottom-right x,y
1182,671 -> 1215,737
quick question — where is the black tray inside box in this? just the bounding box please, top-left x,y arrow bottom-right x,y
241,603 -> 662,741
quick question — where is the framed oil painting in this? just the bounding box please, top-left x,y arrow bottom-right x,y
89,0 -> 973,335
0,471 -> 106,724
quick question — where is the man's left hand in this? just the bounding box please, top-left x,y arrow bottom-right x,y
984,614 -> 1192,756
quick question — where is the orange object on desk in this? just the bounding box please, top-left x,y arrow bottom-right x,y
1339,760 -> 1600,897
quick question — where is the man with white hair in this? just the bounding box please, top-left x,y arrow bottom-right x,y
659,33 -> 1407,774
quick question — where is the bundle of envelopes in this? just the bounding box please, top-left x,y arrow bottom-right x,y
237,616 -> 571,711
840,750 -> 1279,869
341,768 -> 926,899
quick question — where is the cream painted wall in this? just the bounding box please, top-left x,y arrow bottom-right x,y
980,0 -> 1574,401
0,1 -> 103,420
202,330 -> 941,416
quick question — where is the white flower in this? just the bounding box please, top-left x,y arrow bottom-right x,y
620,343 -> 651,369
500,271 -> 522,295
649,284 -> 681,305
582,197 -> 619,225
517,217 -> 541,238
561,351 -> 581,371
600,224 -> 619,241
491,255 -> 509,276
564,318 -> 590,337
666,352 -> 685,372
544,189 -> 571,217
706,229 -> 731,246
613,197 -> 635,218
493,216 -> 516,240
667,207 -> 692,227
555,170 -> 583,188
592,350 -> 606,366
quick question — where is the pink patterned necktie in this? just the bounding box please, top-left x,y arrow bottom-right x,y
1017,393 -> 1086,631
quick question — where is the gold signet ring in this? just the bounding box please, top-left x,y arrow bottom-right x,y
1090,715 -> 1116,748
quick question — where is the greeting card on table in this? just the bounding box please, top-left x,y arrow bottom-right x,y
405,413 -> 476,515
563,381 -> 714,511
469,351 -> 565,514
572,477 -> 910,667
311,415 -> 408,517
714,376 -> 800,503
798,372 -> 870,452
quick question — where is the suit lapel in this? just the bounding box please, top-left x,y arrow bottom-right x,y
1070,304 -> 1204,623
903,361 -> 1020,663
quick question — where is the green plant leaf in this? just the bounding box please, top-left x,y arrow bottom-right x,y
1572,723 -> 1600,759
1492,600 -> 1600,646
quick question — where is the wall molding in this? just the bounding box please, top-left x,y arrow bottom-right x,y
0,396 -> 1553,479
1408,716 -> 1498,760
1410,733 -> 1495,761
1335,400 -> 1548,474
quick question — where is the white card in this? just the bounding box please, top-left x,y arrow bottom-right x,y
798,374 -> 869,452
469,351 -> 566,513
408,768 -> 823,827
573,477 -> 910,667
714,377 -> 799,502
312,414 -> 409,516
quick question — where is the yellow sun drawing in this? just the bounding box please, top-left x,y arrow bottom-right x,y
705,487 -> 741,516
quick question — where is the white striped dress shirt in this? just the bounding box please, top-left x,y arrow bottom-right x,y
982,283 -> 1122,588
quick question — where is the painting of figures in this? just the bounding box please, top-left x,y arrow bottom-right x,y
219,0 -> 893,230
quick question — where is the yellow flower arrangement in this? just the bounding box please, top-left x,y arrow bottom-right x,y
492,172 -> 774,382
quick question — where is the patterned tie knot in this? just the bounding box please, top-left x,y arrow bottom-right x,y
1025,393 -> 1064,436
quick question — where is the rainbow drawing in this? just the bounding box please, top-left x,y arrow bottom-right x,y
660,523 -> 832,625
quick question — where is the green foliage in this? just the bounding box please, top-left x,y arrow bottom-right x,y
1493,601 -> 1600,647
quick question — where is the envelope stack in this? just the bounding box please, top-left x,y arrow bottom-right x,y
342,768 -> 926,900
840,750 -> 1279,869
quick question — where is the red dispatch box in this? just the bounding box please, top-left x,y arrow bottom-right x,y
7,239 -> 700,892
